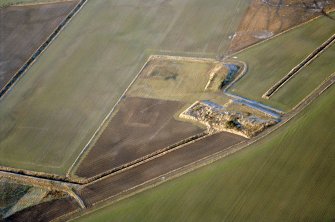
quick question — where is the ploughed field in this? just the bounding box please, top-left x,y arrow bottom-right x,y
0,0 -> 250,176
75,97 -> 204,179
76,132 -> 245,207
0,1 -> 78,91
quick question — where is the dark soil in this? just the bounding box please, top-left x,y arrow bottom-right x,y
5,197 -> 79,222
78,132 -> 245,206
75,96 -> 204,179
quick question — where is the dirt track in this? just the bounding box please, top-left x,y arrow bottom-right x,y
0,1 -> 78,93
75,96 -> 204,179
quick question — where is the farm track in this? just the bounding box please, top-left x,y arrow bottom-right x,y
0,0 -> 87,99
263,32 -> 335,98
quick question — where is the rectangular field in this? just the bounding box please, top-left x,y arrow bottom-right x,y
0,0 -> 250,175
228,13 -> 335,111
74,74 -> 335,222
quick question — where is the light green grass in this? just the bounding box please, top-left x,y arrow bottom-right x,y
127,58 -> 230,104
271,43 -> 335,110
229,14 -> 335,111
0,0 -> 250,175
74,85 -> 335,222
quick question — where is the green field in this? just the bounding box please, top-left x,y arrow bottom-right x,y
271,43 -> 335,110
0,0 -> 250,175
74,85 -> 335,222
229,13 -> 335,111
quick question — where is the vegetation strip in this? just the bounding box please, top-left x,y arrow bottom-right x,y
0,0 -> 87,99
263,32 -> 335,99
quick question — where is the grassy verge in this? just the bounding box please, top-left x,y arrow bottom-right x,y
229,13 -> 335,111
74,85 -> 335,222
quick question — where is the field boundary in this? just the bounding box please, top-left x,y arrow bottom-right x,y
0,0 -> 87,99
262,32 -> 335,99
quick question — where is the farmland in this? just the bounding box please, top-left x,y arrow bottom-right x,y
229,0 -> 335,52
0,1 -> 78,91
0,0 -> 251,176
1,0 -> 334,221
271,43 -> 335,110
74,97 -> 204,179
228,12 -> 335,111
73,77 -> 335,222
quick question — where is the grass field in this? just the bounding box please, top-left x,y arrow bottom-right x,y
127,57 -> 230,104
229,13 -> 335,111
271,43 -> 335,110
0,0 -> 250,175
73,85 -> 335,222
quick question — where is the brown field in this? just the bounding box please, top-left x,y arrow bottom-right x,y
75,97 -> 204,179
77,132 -> 245,206
0,1 -> 77,91
5,197 -> 79,222
229,0 -> 335,52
